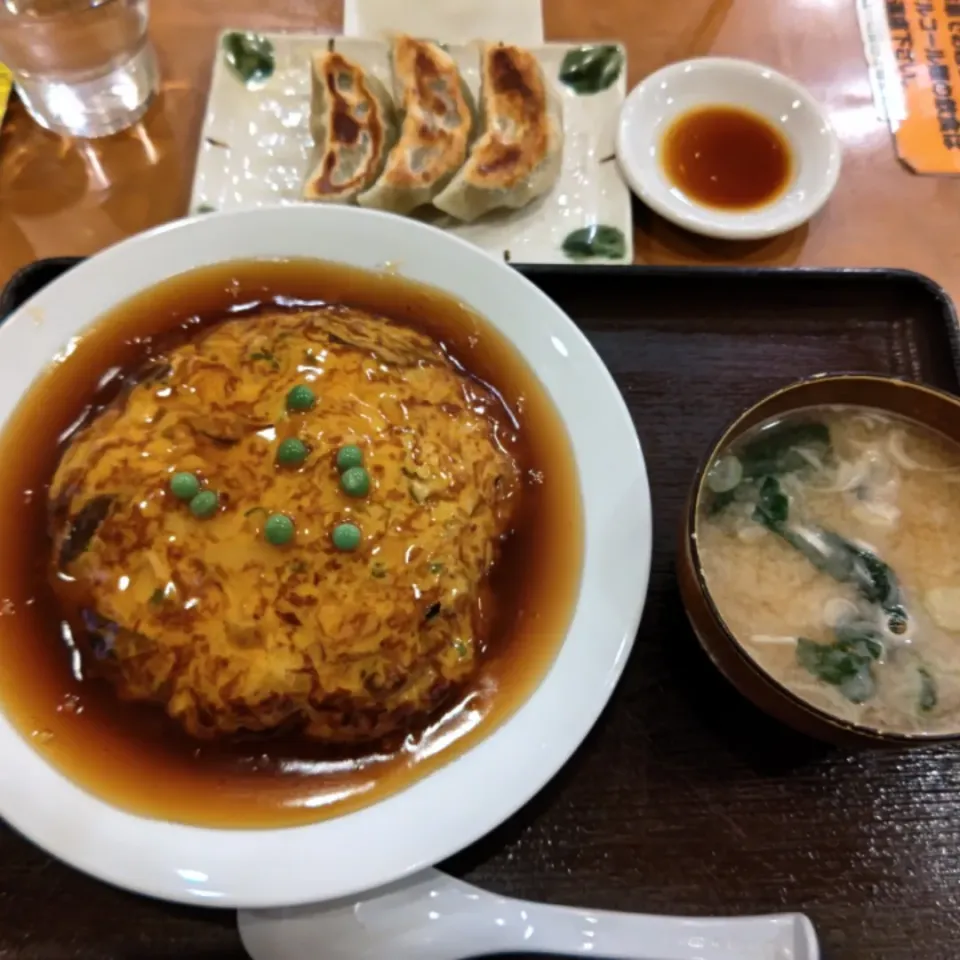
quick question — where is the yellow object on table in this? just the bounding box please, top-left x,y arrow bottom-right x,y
0,62 -> 11,128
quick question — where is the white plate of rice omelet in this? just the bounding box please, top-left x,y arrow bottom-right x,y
0,206 -> 650,907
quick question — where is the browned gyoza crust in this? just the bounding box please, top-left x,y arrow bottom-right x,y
433,42 -> 564,221
50,306 -> 521,742
358,35 -> 475,214
468,44 -> 551,189
303,51 -> 398,203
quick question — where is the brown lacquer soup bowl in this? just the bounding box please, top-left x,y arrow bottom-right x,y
680,373 -> 960,748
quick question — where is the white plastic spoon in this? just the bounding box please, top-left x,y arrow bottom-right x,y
238,868 -> 818,960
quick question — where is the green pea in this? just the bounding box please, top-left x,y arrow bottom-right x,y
340,466 -> 370,498
286,384 -> 316,412
277,437 -> 308,467
264,513 -> 295,546
336,444 -> 364,473
170,472 -> 200,501
332,522 -> 361,552
189,490 -> 219,519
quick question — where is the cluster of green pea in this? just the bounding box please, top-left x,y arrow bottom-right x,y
274,384 -> 315,471
167,383 -> 373,552
168,471 -> 219,519
328,444 -> 368,551
169,470 -> 301,545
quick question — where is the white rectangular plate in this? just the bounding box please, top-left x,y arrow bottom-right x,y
190,31 -> 633,265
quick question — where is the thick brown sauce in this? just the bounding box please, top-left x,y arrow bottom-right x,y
0,259 -> 582,828
661,105 -> 793,211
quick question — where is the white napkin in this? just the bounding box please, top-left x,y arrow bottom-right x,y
342,0 -> 544,45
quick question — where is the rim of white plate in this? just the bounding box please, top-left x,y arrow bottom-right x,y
0,206 -> 651,908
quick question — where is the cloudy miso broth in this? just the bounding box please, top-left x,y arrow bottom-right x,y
697,405 -> 960,734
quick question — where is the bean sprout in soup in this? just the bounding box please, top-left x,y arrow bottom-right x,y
697,405 -> 960,735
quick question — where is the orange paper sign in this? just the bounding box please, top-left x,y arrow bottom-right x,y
886,0 -> 960,173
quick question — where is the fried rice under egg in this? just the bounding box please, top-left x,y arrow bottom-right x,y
49,305 -> 522,742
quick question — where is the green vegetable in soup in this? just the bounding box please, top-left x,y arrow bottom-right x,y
708,420 -> 829,515
788,530 -> 904,625
832,621 -> 885,661
850,547 -> 905,623
749,475 -> 907,627
779,527 -> 861,583
918,666 -> 937,713
796,633 -> 880,704
738,420 -> 830,480
752,475 -> 790,527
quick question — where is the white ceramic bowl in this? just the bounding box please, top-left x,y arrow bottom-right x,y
0,206 -> 651,908
616,57 -> 842,240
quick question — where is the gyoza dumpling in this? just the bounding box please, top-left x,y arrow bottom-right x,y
302,50 -> 398,204
433,43 -> 563,222
358,36 -> 475,215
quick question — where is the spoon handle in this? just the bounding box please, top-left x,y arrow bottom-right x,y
497,898 -> 818,960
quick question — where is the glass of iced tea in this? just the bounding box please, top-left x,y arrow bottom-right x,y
0,0 -> 158,138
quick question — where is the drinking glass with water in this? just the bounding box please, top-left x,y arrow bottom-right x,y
0,0 -> 158,138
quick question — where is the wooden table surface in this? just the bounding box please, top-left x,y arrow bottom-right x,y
3,3 -> 960,960
1,0 -> 959,293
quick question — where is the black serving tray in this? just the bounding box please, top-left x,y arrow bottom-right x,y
2,259 -> 960,960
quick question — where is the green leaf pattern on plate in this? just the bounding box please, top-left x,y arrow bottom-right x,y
562,225 -> 627,261
223,31 -> 275,87
558,44 -> 624,95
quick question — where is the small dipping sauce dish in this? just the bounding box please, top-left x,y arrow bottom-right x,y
616,57 -> 841,240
